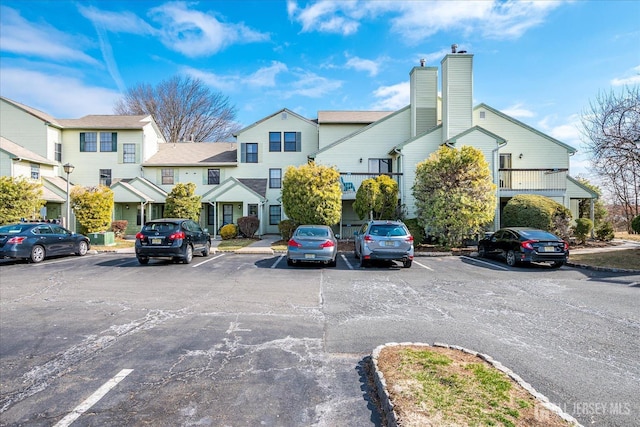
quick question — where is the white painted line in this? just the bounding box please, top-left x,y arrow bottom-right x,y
54,369 -> 133,427
192,253 -> 225,267
271,254 -> 284,269
413,260 -> 434,271
460,255 -> 510,271
341,254 -> 354,270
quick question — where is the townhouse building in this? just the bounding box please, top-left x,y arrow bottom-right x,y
1,48 -> 596,238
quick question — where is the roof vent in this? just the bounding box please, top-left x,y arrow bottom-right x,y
420,58 -> 425,67
451,44 -> 458,54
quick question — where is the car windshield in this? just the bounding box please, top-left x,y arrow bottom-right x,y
144,222 -> 177,233
369,224 -> 407,237
0,224 -> 31,234
296,227 -> 329,237
519,230 -> 560,240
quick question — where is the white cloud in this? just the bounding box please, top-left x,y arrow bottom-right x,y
345,55 -> 381,77
149,1 -> 269,57
0,6 -> 98,64
611,65 -> 640,86
0,68 -> 120,118
372,82 -> 409,110
502,103 -> 535,118
77,5 -> 157,35
183,62 -> 289,92
284,70 -> 343,98
246,62 -> 289,87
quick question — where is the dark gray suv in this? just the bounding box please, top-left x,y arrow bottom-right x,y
354,220 -> 414,268
135,218 -> 211,264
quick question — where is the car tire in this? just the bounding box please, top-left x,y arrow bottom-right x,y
477,245 -> 486,258
506,250 -> 517,267
329,257 -> 337,267
30,245 -> 45,263
183,245 -> 193,264
550,261 -> 564,268
202,241 -> 211,257
403,260 -> 412,268
360,258 -> 368,268
76,240 -> 88,256
287,258 -> 294,266
137,256 -> 149,265
354,247 -> 360,259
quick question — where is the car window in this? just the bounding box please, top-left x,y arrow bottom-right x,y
0,224 -> 30,234
35,225 -> 52,234
145,222 -> 176,232
369,224 -> 407,237
51,225 -> 67,234
520,230 -> 559,240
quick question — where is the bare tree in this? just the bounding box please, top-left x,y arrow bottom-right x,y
580,86 -> 640,232
115,75 -> 241,142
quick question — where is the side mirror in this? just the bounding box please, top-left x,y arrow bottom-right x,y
335,234 -> 341,239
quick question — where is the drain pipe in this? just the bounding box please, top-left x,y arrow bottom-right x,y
492,140 -> 508,231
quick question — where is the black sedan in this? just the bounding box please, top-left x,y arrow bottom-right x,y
135,218 -> 211,264
0,222 -> 90,263
478,227 -> 569,268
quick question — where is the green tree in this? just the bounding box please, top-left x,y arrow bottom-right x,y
71,185 -> 114,233
354,175 -> 399,220
281,162 -> 342,225
0,176 -> 45,224
413,145 -> 496,247
164,182 -> 202,220
576,178 -> 607,226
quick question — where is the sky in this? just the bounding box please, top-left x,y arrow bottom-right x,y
1,0 -> 639,180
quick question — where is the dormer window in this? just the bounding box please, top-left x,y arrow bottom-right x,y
479,111 -> 486,119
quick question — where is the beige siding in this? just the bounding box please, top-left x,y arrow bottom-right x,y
410,66 -> 438,137
442,54 -> 473,141
319,124 -> 367,149
0,99 -> 49,158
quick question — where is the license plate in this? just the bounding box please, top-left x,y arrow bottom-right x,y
305,253 -> 315,259
151,238 -> 162,245
384,241 -> 396,247
543,246 -> 555,252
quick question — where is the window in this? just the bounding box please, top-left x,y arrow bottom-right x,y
248,204 -> 258,217
80,132 -> 97,152
269,132 -> 281,152
100,132 -> 117,152
99,169 -> 112,186
123,144 -> 136,163
284,132 -> 300,152
207,204 -> 215,226
162,168 -> 174,185
55,143 -> 62,162
208,169 -> 220,185
222,204 -> 233,225
269,168 -> 281,188
30,163 -> 40,179
368,158 -> 392,173
269,205 -> 281,225
479,111 -> 486,119
241,143 -> 258,163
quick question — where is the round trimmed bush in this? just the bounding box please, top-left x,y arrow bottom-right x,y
220,223 -> 238,240
573,218 -> 593,244
595,221 -> 615,241
502,194 -> 572,238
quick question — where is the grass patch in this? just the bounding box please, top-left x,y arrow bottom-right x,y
615,232 -> 640,242
570,249 -> 639,270
91,238 -> 134,252
216,238 -> 256,251
376,345 -> 573,426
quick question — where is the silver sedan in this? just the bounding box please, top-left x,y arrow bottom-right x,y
286,225 -> 337,267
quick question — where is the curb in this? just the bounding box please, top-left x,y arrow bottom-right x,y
566,262 -> 640,274
371,342 -> 582,427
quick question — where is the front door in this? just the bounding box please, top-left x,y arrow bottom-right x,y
222,204 -> 234,227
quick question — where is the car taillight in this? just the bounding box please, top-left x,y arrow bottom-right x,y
7,236 -> 26,244
288,239 -> 302,248
169,231 -> 185,240
563,241 -> 569,251
364,235 -> 374,243
319,240 -> 335,248
521,240 -> 536,250
405,235 -> 414,243
135,232 -> 145,240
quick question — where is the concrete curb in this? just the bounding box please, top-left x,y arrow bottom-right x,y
566,262 -> 640,274
371,342 -> 582,427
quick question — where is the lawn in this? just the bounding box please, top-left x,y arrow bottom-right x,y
570,249 -> 639,270
216,238 -> 256,251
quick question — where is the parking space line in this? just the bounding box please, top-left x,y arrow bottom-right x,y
54,369 -> 133,427
271,255 -> 284,269
413,260 -> 434,271
460,255 -> 510,271
192,253 -> 225,267
341,254 -> 354,270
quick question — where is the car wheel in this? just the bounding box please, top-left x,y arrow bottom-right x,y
360,258 -> 368,268
137,256 -> 149,265
183,245 -> 193,264
287,258 -> 294,266
403,260 -> 412,268
477,245 -> 486,258
202,241 -> 211,257
76,240 -> 88,256
506,250 -> 517,267
550,261 -> 564,268
30,245 -> 46,263
354,246 -> 360,259
329,257 -> 337,267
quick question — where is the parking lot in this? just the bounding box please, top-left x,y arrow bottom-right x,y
1,251 -> 639,426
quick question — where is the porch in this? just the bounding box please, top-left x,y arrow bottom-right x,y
339,172 -> 403,199
499,168 -> 568,196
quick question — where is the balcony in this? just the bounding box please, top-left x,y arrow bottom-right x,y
339,173 -> 403,200
499,168 -> 567,196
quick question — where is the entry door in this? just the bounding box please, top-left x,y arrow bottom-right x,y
222,204 -> 234,226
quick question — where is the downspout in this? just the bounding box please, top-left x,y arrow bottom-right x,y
393,148 -> 405,212
492,140 -> 508,231
140,201 -> 149,229
208,201 -> 217,240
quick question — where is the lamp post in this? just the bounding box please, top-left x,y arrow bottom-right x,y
63,163 -> 75,229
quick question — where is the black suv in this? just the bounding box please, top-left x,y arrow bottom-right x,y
135,218 -> 211,264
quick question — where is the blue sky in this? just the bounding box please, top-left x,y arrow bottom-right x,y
1,1 -> 639,179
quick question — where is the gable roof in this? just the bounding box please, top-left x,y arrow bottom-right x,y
475,103 -> 577,153
446,125 -> 507,145
142,142 -> 237,166
0,136 -> 58,166
201,177 -> 267,202
317,110 -> 394,124
0,96 -> 62,128
233,108 -> 317,136
57,115 -> 153,129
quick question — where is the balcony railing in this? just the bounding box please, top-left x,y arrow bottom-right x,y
499,168 -> 567,191
339,173 -> 403,199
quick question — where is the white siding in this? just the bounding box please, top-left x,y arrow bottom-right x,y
410,66 -> 438,137
0,99 -> 50,158
442,54 -> 473,141
319,123 -> 367,149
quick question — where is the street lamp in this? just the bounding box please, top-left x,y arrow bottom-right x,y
63,163 -> 75,229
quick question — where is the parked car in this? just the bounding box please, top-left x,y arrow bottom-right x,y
477,227 -> 569,268
354,220 -> 414,268
135,218 -> 211,264
0,222 -> 90,263
287,225 -> 337,267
